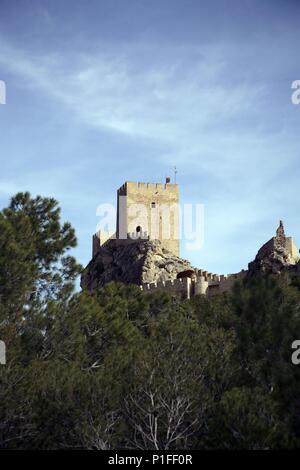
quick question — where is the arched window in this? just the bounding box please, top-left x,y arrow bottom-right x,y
136,226 -> 141,233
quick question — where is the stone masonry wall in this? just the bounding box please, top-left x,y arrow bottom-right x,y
117,181 -> 180,257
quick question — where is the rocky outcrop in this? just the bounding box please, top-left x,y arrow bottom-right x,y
81,238 -> 193,291
247,221 -> 294,276
82,221 -> 300,293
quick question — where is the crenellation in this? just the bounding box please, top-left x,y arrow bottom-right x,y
92,230 -> 116,257
115,179 -> 180,256
128,181 -> 177,191
93,178 -> 179,257
149,281 -> 157,290
138,271 -> 244,299
128,230 -> 149,240
157,280 -> 166,289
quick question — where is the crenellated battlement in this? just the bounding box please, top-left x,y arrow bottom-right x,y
141,277 -> 192,298
118,181 -> 178,193
139,270 -> 247,299
142,277 -> 190,290
92,230 -> 116,257
115,179 -> 180,257
128,230 -> 149,240
92,229 -> 152,257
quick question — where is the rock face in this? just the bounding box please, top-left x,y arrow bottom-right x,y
248,221 -> 292,276
81,239 -> 193,291
81,220 -> 299,293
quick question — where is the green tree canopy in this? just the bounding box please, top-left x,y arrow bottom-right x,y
0,193 -> 300,449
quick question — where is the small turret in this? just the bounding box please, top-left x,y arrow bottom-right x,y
276,220 -> 286,246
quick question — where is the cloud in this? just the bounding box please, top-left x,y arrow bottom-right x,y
0,40 -> 263,140
0,33 -> 299,274
0,39 -> 273,178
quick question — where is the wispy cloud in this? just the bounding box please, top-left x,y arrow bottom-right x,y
0,3 -> 299,276
0,40 -> 263,142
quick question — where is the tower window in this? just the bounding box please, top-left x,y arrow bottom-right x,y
136,226 -> 141,233
151,202 -> 156,208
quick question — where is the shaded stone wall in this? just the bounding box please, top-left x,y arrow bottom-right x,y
141,277 -> 192,299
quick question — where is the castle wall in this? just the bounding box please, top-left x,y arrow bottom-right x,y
92,230 -> 116,257
141,277 -> 191,299
139,270 -> 247,299
285,237 -> 299,264
117,181 -> 180,257
194,276 -> 209,295
214,271 -> 247,295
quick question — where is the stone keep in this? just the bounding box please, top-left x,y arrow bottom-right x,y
116,181 -> 180,257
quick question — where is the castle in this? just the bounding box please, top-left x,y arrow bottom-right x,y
82,180 -> 300,299
93,180 -> 180,257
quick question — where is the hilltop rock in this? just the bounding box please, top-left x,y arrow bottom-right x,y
248,221 -> 294,276
81,239 -> 193,291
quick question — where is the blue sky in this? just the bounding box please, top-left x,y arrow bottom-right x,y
0,0 -> 300,276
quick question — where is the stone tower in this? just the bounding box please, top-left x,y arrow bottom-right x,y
117,180 -> 180,256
